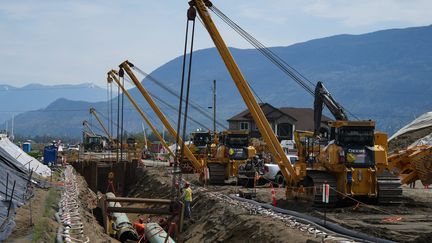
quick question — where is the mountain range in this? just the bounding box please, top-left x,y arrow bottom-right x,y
0,83 -> 106,125
6,25 -> 432,139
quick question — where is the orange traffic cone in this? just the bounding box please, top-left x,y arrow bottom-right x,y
270,184 -> 276,206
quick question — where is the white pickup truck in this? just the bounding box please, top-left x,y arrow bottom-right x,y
263,154 -> 298,185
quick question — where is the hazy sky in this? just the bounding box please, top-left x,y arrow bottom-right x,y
1,0 -> 431,87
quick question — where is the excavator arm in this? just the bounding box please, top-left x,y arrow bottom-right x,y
190,0 -> 299,183
314,81 -> 348,135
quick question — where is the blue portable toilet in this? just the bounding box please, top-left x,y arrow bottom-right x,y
43,145 -> 57,165
22,142 -> 32,153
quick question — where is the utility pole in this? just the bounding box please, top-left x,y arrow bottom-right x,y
213,80 -> 216,133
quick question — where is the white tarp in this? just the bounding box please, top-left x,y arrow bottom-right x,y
389,112 -> 432,141
0,134 -> 51,177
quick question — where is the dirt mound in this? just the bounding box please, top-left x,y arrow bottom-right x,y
253,185 -> 432,242
127,168 -> 317,243
389,126 -> 432,151
74,171 -> 118,243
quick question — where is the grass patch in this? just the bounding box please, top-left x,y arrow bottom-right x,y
44,188 -> 60,217
32,218 -> 49,242
32,187 -> 60,243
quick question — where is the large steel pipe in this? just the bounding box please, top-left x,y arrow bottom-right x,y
106,197 -> 172,204
106,192 -> 139,241
144,223 -> 175,243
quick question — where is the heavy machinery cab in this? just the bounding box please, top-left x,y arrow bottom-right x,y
190,131 -> 213,159
219,131 -> 250,160
191,131 -> 212,148
82,133 -> 105,152
328,120 -> 376,168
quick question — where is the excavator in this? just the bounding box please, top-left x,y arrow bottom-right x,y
188,0 -> 407,204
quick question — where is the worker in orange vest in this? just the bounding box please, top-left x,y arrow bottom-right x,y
182,182 -> 193,218
133,218 -> 145,238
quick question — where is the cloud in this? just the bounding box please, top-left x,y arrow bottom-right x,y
0,0 -> 431,87
303,0 -> 432,27
231,0 -> 432,28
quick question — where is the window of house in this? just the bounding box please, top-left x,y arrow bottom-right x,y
252,123 -> 258,131
277,123 -> 293,140
240,122 -> 249,131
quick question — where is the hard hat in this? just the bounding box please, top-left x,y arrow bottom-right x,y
184,182 -> 190,187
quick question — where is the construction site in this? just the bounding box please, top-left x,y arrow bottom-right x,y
1,1 -> 432,243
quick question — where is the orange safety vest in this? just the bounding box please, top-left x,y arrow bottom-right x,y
133,222 -> 145,235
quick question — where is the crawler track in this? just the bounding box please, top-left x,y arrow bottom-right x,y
377,171 -> 403,204
307,171 -> 338,206
208,163 -> 226,184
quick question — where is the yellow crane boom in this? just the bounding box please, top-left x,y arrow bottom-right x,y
107,70 -> 175,158
191,0 -> 298,183
82,120 -> 96,136
89,107 -> 113,142
118,62 -> 202,172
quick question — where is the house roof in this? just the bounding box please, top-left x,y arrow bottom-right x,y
279,107 -> 331,131
227,103 -> 296,122
227,103 -> 332,131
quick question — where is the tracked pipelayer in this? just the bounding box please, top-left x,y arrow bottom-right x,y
189,0 -> 405,205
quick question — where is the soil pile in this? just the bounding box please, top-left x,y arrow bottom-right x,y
253,185 -> 432,242
75,171 -> 119,243
128,168 -> 318,243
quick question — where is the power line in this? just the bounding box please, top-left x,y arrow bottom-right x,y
131,66 -> 228,129
209,5 -> 359,119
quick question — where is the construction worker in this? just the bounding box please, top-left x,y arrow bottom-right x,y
133,218 -> 145,238
182,182 -> 193,218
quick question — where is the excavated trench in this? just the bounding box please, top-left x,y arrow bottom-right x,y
75,164 -> 432,243
124,167 -> 319,243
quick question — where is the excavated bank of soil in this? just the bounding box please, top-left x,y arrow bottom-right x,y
66,164 -> 431,243
8,168 -> 115,243
389,126 -> 432,151
253,183 -> 432,243
127,167 -> 318,243
74,171 -> 119,243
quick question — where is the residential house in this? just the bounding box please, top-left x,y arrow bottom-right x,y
227,103 -> 332,140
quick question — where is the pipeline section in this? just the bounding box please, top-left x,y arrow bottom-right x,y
144,223 -> 175,243
106,192 -> 139,241
55,165 -> 89,243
